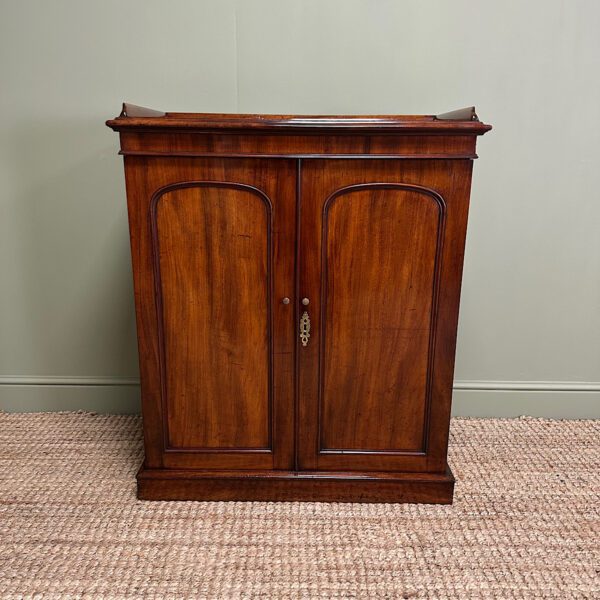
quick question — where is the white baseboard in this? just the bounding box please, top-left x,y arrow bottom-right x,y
0,377 -> 598,418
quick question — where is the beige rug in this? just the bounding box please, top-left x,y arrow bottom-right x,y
0,413 -> 598,599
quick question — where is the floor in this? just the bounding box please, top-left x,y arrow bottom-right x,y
0,413 -> 598,599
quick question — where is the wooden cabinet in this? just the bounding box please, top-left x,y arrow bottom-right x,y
107,104 -> 491,503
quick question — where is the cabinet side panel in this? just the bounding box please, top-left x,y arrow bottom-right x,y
321,187 -> 444,452
154,185 -> 271,449
123,156 -> 164,467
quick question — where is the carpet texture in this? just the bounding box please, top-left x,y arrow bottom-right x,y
0,413 -> 598,599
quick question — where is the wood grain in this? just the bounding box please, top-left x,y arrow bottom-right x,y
320,184 -> 445,453
153,183 -> 272,450
110,107 -> 490,502
137,466 -> 455,503
117,131 -> 478,158
107,105 -> 491,134
123,158 -> 296,471
298,160 -> 473,473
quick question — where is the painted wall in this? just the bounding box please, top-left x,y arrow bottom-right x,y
1,0 -> 599,417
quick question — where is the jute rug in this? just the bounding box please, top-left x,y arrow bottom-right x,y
0,413 -> 598,599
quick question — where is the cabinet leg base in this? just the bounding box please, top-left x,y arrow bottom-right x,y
137,465 -> 455,504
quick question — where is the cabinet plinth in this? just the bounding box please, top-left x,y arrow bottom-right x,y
108,104 -> 491,503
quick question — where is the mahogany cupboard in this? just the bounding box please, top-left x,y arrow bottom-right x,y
107,104 -> 491,503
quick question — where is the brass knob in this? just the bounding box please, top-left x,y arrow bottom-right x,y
302,297 -> 310,306
282,297 -> 290,305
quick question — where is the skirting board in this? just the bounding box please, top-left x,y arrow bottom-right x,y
0,378 -> 599,418
0,377 -> 142,415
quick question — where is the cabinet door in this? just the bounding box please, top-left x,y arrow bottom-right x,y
297,160 -> 472,472
126,159 -> 296,470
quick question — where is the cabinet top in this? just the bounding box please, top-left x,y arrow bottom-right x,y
106,104 -> 492,135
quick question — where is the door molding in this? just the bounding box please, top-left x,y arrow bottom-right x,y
318,183 -> 447,456
149,181 -> 274,453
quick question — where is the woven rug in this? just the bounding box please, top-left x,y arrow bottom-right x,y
0,413 -> 598,599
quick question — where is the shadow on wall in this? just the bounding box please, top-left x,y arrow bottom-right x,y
3,117 -> 139,384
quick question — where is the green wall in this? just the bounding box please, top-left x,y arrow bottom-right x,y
1,1 -> 599,417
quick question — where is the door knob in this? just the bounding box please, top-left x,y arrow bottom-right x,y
282,297 -> 290,305
302,297 -> 310,306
